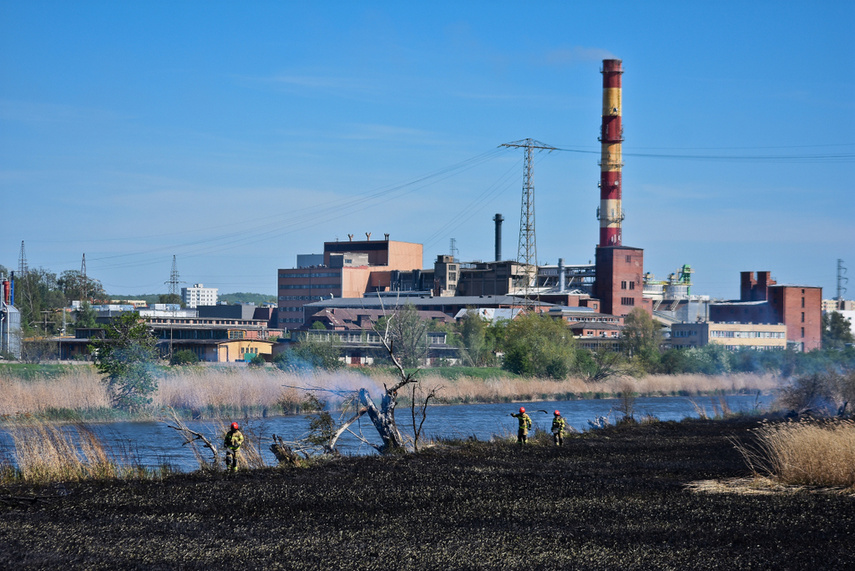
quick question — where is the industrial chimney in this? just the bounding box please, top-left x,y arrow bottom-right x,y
493,213 -> 504,261
598,59 -> 624,247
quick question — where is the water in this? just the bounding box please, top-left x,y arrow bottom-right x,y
0,394 -> 770,473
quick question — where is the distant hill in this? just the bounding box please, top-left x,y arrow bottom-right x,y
218,292 -> 276,305
108,292 -> 275,306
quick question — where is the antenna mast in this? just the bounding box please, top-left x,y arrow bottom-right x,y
837,259 -> 848,306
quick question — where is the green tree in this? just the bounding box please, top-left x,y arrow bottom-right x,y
822,311 -> 854,350
16,268 -> 67,335
158,293 -> 183,306
275,337 -> 343,371
57,270 -> 107,303
621,308 -> 661,373
458,311 -> 490,366
91,311 -> 159,411
501,313 -> 576,379
74,300 -> 98,330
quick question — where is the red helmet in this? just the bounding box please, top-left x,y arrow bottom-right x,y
554,410 -> 560,416
519,407 -> 525,413
231,422 -> 240,430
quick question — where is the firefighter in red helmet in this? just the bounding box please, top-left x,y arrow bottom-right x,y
551,410 -> 567,446
223,422 -> 244,472
509,407 -> 532,445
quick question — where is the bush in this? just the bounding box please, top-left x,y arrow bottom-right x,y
170,350 -> 199,366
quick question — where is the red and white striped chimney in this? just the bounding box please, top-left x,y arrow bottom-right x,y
598,59 -> 624,247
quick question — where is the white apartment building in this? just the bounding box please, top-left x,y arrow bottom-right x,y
181,283 -> 218,309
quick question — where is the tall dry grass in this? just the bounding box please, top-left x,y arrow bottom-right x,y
734,419 -> 855,489
0,368 -> 111,416
3,420 -> 154,484
417,372 -> 779,405
1,366 -> 781,419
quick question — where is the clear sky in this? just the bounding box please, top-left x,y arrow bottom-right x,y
1,1 -> 853,300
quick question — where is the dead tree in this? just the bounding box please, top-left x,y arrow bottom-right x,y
162,408 -> 220,470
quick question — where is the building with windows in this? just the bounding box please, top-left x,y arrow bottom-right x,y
181,283 -> 218,308
670,322 -> 787,351
708,271 -> 821,351
277,236 -> 423,329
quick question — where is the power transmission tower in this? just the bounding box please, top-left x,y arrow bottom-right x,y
80,253 -> 89,302
18,241 -> 28,277
449,238 -> 458,262
164,255 -> 184,361
165,255 -> 182,303
500,138 -> 556,305
837,259 -> 848,307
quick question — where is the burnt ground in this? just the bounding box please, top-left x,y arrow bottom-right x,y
1,418 -> 853,570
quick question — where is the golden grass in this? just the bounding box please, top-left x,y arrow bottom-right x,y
417,372 -> 779,404
733,419 -> 855,489
6,421 -> 120,483
0,366 -> 781,418
0,368 -> 111,416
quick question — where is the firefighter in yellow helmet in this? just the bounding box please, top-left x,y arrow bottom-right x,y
509,407 -> 532,445
223,422 -> 244,472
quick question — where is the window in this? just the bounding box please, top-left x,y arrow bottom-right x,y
621,280 -> 627,290
801,312 -> 805,322
801,327 -> 804,338
621,297 -> 635,306
629,281 -> 635,290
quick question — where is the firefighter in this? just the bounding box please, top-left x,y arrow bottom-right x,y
551,410 -> 566,446
509,407 -> 532,445
223,422 -> 244,472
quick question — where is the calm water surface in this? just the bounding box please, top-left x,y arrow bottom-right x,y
1,394 -> 771,472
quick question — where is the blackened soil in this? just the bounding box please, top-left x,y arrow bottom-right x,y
2,419 -> 853,570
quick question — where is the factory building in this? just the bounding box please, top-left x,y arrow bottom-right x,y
277,236 -> 423,327
709,271 -> 822,351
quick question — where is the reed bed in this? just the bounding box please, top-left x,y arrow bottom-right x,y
2,420 -> 159,484
0,368 -> 111,417
1,366 -> 782,419
417,372 -> 779,405
734,419 -> 855,489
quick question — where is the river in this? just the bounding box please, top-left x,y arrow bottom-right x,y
0,394 -> 771,472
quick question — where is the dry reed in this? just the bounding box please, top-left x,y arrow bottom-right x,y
733,419 -> 855,489
1,366 -> 781,418
0,368 -> 111,416
6,421 -> 120,483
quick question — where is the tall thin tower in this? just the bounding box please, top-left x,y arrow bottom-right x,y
598,59 -> 625,247
500,138 -> 556,282
166,255 -> 181,302
837,259 -> 848,304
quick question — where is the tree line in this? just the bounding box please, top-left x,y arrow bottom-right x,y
278,306 -> 855,381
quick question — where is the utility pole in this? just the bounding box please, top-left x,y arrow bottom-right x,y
500,138 -> 556,306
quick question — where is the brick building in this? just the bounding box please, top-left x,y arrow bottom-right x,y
709,271 -> 822,351
277,237 -> 423,329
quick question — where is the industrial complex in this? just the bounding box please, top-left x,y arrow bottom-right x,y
0,59 -> 835,362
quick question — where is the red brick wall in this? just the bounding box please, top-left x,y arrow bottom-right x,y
594,246 -> 644,317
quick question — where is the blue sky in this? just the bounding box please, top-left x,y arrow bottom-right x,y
1,1 -> 853,300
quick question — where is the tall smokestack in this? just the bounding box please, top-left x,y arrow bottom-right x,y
598,59 -> 624,247
493,213 -> 504,261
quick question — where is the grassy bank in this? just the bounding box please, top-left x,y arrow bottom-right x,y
1,365 -> 781,422
1,418 -> 852,569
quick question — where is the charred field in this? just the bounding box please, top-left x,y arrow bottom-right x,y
2,418 -> 853,570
